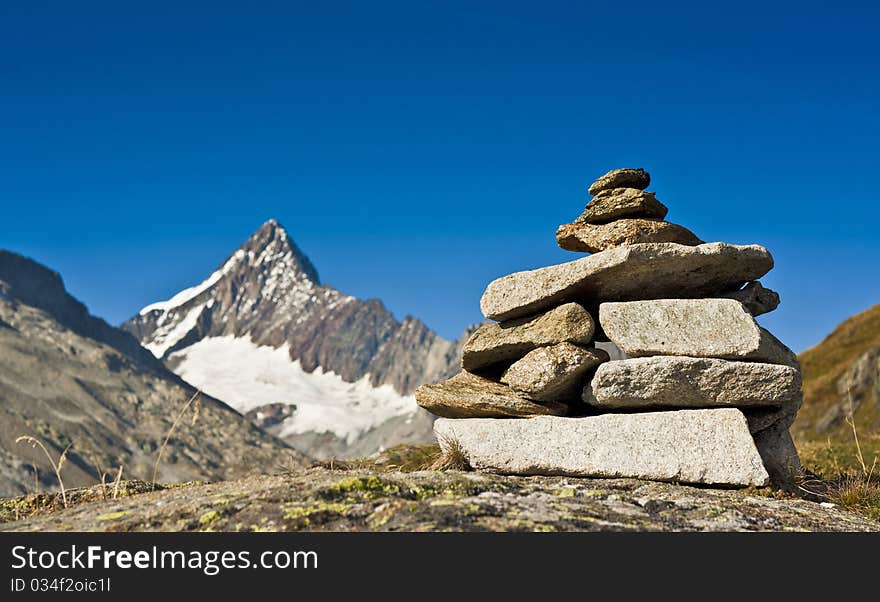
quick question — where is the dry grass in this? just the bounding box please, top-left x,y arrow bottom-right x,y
310,441 -> 471,473
15,436 -> 72,508
310,444 -> 443,473
798,389 -> 879,522
0,480 -> 160,524
428,436 -> 471,471
829,475 -> 880,521
151,390 -> 201,490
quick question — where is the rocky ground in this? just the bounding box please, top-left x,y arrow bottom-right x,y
1,466 -> 877,532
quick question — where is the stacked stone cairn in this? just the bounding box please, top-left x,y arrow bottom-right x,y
416,168 -> 802,487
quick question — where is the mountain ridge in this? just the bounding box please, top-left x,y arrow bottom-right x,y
0,249 -> 300,497
795,302 -> 880,444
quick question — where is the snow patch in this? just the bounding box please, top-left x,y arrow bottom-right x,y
139,249 -> 246,315
168,335 -> 416,443
144,303 -> 206,358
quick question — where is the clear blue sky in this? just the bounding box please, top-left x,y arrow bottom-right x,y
2,1 -> 878,352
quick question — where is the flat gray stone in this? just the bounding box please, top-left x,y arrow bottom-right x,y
415,371 -> 568,419
599,299 -> 798,366
461,303 -> 594,372
501,342 -> 608,402
588,168 -> 650,195
434,409 -> 769,487
577,187 -> 668,224
480,242 -> 774,321
718,281 -> 780,316
585,356 -> 802,409
557,218 -> 703,253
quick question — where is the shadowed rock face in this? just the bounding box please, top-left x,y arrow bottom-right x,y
718,281 -> 780,317
3,468 -> 876,532
124,221 -> 462,395
0,252 -> 300,497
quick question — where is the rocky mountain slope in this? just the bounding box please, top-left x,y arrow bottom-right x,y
2,467 -> 875,532
122,220 -> 468,459
0,250 -> 300,497
795,303 -> 880,442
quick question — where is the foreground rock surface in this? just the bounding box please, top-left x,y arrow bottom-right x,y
501,343 -> 608,402
435,409 -> 769,486
557,219 -> 703,253
2,468 -> 876,532
415,371 -> 568,418
600,299 -> 798,366
481,242 -> 773,321
587,356 -> 802,409
461,302 -> 594,371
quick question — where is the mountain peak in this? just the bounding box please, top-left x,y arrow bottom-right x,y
242,219 -> 320,285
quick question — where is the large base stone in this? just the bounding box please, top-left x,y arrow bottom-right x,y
480,242 -> 773,321
434,409 -> 769,487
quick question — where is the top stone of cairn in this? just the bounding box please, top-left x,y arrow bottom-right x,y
588,168 -> 651,195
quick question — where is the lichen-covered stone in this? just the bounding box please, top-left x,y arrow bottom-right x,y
415,371 -> 568,418
588,168 -> 651,195
576,187 -> 668,224
753,423 -> 802,486
461,303 -> 594,371
501,343 -> 608,402
480,242 -> 774,321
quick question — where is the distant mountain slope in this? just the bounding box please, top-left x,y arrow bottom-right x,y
0,250 -> 300,497
122,220 -> 466,458
795,303 -> 880,441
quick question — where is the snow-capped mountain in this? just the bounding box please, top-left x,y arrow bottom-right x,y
123,220 -> 467,458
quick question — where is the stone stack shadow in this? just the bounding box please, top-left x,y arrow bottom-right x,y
416,168 -> 802,488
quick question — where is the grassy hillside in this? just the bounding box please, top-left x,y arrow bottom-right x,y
795,303 -> 880,475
